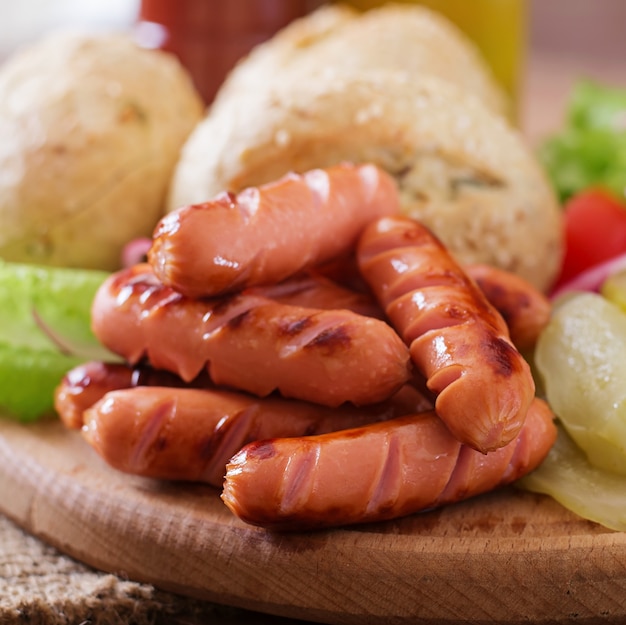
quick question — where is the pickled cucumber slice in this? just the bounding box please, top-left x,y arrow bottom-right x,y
518,425 -> 626,532
535,292 -> 626,475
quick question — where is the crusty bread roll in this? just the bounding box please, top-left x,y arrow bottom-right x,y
212,3 -> 508,118
169,72 -> 562,292
0,32 -> 204,271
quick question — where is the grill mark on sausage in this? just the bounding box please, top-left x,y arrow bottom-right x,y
198,405 -> 259,484
279,316 -> 315,336
281,443 -> 320,513
366,431 -> 401,516
130,398 -> 174,471
484,335 -> 519,378
244,440 -> 278,461
153,436 -> 168,452
112,268 -> 183,311
304,325 -> 352,351
201,295 -> 267,339
474,277 -> 532,329
226,309 -> 252,330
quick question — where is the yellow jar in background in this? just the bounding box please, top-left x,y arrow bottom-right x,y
335,0 -> 526,116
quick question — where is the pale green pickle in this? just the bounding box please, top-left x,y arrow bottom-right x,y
535,291 -> 626,475
518,424 -> 626,532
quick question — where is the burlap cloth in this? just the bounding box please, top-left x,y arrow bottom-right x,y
0,514 -> 306,625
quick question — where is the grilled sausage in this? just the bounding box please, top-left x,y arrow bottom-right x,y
221,397 -> 556,530
245,272 -> 383,319
54,361 -> 214,429
58,273 -> 382,428
91,264 -> 412,407
82,384 -> 433,487
356,216 -> 535,452
148,162 -> 400,298
464,263 -> 552,353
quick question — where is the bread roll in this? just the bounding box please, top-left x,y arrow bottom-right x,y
169,72 -> 562,292
212,3 -> 508,118
0,32 -> 204,271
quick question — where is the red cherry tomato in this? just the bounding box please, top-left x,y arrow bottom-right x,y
554,189 -> 626,290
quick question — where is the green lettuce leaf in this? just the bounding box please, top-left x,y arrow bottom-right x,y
539,80 -> 626,204
0,343 -> 87,421
0,260 -> 118,421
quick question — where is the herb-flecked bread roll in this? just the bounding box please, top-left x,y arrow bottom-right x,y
169,72 -> 562,292
0,32 -> 204,271
212,2 -> 508,118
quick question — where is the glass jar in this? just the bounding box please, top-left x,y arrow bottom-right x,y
135,0 -> 324,104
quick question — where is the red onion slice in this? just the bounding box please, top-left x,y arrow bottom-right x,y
122,238 -> 152,268
551,253 -> 626,300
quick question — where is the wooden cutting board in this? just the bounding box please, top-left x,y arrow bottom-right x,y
1,417 -> 626,624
